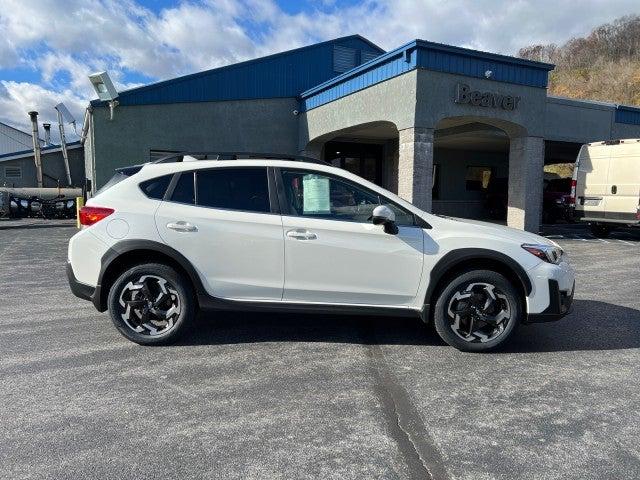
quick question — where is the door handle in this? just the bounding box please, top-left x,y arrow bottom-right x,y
167,221 -> 198,233
611,185 -> 617,194
286,229 -> 317,240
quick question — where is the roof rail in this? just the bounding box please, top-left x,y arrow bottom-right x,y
152,151 -> 331,165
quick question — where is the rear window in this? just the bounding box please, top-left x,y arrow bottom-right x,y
95,172 -> 128,196
95,165 -> 143,196
139,175 -> 172,199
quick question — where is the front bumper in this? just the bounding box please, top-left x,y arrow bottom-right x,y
527,279 -> 575,323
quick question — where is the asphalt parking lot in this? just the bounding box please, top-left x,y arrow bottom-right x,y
0,223 -> 639,480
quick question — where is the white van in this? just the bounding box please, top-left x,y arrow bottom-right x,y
573,139 -> 640,237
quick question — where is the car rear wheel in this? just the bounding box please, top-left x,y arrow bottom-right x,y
590,223 -> 613,238
107,263 -> 195,345
433,270 -> 522,352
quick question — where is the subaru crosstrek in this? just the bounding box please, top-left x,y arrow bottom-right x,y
67,153 -> 575,352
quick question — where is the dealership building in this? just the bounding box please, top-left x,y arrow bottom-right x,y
85,35 -> 640,231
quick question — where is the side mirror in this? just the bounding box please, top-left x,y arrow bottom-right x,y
371,205 -> 398,235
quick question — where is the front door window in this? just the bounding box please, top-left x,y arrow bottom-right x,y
280,169 -> 416,226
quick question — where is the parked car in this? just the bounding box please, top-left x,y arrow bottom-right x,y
67,153 -> 575,352
543,178 -> 573,224
573,139 -> 640,237
485,176 -> 573,224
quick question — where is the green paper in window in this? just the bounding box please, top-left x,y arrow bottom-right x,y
303,174 -> 331,214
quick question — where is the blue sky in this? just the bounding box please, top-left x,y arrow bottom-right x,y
0,0 -> 639,139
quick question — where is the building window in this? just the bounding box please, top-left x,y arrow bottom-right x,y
4,166 -> 22,179
333,45 -> 357,73
465,166 -> 492,191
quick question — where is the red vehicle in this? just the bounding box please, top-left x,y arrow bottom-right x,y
543,178 -> 573,224
485,177 -> 573,224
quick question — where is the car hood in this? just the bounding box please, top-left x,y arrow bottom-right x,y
433,215 -> 557,246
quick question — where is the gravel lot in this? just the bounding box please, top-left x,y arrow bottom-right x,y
0,223 -> 638,480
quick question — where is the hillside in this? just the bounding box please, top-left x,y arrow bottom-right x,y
518,15 -> 640,106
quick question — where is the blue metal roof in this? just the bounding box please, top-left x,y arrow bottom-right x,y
93,35 -> 384,107
0,141 -> 81,162
300,40 -> 555,111
615,104 -> 640,125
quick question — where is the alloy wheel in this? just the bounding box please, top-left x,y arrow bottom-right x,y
118,275 -> 182,336
446,282 -> 512,343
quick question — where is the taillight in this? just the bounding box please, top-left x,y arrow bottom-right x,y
568,179 -> 577,206
79,206 -> 114,226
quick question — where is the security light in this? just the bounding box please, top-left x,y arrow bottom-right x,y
88,71 -> 118,101
88,71 -> 119,120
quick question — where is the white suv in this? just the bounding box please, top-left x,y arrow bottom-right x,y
67,153 -> 575,352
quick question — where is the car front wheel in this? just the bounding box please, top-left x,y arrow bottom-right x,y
433,270 -> 522,352
107,263 -> 195,345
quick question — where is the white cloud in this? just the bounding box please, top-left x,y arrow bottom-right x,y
0,0 -> 639,137
0,80 -> 86,141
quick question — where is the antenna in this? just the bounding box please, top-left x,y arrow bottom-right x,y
55,102 -> 77,134
54,103 -> 74,186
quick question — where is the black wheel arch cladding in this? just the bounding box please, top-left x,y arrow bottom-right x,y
425,248 -> 532,306
98,239 -> 207,311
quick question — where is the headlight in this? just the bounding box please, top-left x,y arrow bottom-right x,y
522,243 -> 563,264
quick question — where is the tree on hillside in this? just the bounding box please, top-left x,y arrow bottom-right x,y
518,15 -> 640,105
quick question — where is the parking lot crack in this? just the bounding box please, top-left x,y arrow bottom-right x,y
362,328 -> 450,480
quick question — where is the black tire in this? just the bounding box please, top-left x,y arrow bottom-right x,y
590,223 -> 613,238
433,270 -> 522,352
543,209 -> 557,225
107,263 -> 196,345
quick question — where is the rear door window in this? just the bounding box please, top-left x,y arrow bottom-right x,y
170,172 -> 195,205
196,167 -> 270,213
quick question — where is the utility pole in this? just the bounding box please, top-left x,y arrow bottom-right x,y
28,111 -> 43,188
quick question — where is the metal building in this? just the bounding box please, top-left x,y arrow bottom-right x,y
0,122 -> 44,156
84,34 -> 640,232
0,142 -> 84,188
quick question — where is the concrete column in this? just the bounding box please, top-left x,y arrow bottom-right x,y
507,136 -> 544,232
398,127 -> 434,211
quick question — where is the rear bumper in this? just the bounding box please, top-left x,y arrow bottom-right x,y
575,210 -> 640,225
66,262 -> 104,311
527,279 -> 575,323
